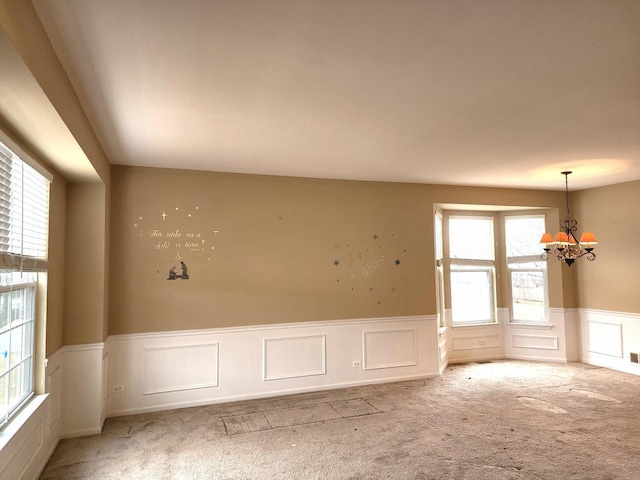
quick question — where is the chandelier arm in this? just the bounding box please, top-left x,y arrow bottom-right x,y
540,171 -> 596,266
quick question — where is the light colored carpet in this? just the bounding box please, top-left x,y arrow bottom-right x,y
39,361 -> 640,479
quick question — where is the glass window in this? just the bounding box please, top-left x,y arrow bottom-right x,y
505,215 -> 548,324
0,140 -> 49,426
449,216 -> 495,324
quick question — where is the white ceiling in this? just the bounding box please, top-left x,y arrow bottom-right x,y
28,0 -> 640,190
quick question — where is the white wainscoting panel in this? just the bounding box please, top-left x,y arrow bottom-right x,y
101,350 -> 109,426
61,343 -> 105,438
579,309 -> 640,376
263,335 -> 326,381
144,343 -> 219,394
363,329 -> 417,370
0,395 -> 52,480
512,334 -> 558,351
438,326 -> 449,374
587,321 -> 623,358
45,365 -> 61,433
106,315 -> 439,417
452,334 -> 500,351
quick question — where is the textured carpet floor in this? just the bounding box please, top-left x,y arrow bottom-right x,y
39,361 -> 640,479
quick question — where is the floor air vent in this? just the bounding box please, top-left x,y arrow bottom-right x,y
630,352 -> 639,364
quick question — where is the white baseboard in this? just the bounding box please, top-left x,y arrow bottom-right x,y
506,354 -> 568,363
108,372 -> 437,417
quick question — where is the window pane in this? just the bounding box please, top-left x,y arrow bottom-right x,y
0,373 -> 7,419
8,362 -> 26,407
449,216 -> 494,261
451,270 -> 493,323
0,291 -> 8,330
505,215 -> 545,258
511,271 -> 545,322
0,331 -> 7,376
22,321 -> 33,358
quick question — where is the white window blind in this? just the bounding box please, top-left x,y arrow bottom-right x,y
0,140 -> 49,426
0,142 -> 49,271
449,216 -> 494,262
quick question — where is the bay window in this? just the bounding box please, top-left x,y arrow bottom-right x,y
0,140 -> 49,426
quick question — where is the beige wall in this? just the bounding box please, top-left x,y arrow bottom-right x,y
573,180 -> 640,313
1,0 -> 113,348
109,166 -> 573,335
63,183 -> 107,345
45,173 -> 66,355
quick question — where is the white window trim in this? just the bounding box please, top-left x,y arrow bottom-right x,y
505,214 -> 550,325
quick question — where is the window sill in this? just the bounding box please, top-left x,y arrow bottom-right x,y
506,322 -> 554,330
450,322 -> 499,329
0,394 -> 48,452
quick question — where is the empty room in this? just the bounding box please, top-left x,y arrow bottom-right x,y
0,1 -> 639,479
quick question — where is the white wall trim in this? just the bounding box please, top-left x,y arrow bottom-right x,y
106,315 -> 439,418
452,334 -> 500,351
107,372 -> 437,418
108,315 -> 432,342
362,329 -> 418,370
60,343 -> 105,438
263,335 -> 326,381
578,308 -> 640,376
586,321 -> 623,358
511,334 -> 559,351
143,343 -> 220,394
60,342 -> 105,353
578,308 -> 639,321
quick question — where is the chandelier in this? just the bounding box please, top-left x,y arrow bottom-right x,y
540,171 -> 597,267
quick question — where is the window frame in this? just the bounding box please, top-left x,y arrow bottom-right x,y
0,274 -> 37,422
0,135 -> 50,428
447,215 -> 497,326
504,214 -> 549,325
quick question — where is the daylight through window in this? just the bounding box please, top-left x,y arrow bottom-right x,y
449,216 -> 495,324
505,215 -> 548,323
0,140 -> 49,426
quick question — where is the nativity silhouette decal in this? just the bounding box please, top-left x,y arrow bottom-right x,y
167,261 -> 189,280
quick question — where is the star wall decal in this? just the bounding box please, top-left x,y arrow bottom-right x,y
333,259 -> 340,266
373,233 -> 379,240
394,259 -> 401,266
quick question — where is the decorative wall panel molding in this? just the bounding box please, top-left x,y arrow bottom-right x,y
363,329 -> 417,370
0,421 -> 43,480
587,321 -> 623,358
45,365 -> 61,432
512,334 -> 559,351
452,334 -> 500,351
263,335 -> 326,381
144,343 -> 219,394
61,343 -> 105,438
577,309 -> 640,377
